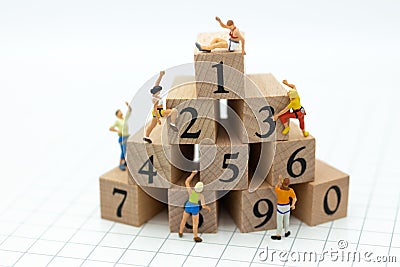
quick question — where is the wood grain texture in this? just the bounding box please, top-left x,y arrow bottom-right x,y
168,182 -> 218,233
242,73 -> 290,143
100,167 -> 165,227
266,125 -> 316,186
165,76 -> 218,144
194,33 -> 245,99
223,180 -> 277,233
291,160 -> 349,226
126,124 -> 183,188
199,129 -> 248,190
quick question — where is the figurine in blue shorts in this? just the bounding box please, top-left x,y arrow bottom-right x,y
178,171 -> 211,242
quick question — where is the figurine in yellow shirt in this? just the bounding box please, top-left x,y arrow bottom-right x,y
109,102 -> 131,171
271,175 -> 297,240
273,80 -> 309,137
178,171 -> 211,243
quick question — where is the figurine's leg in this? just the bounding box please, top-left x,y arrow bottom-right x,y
272,211 -> 283,240
163,108 -> 178,131
201,38 -> 228,51
192,214 -> 202,242
179,211 -> 190,237
279,111 -> 296,135
164,108 -> 178,123
118,136 -> 126,171
297,114 -> 309,137
144,118 -> 157,143
283,211 -> 290,237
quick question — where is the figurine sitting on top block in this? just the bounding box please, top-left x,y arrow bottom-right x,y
273,80 -> 309,137
195,16 -> 246,55
271,175 -> 297,240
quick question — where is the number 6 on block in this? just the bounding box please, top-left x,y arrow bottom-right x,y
267,126 -> 316,186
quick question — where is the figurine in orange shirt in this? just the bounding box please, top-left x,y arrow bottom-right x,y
271,175 -> 297,240
273,80 -> 309,137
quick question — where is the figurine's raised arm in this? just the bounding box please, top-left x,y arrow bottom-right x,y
215,16 -> 229,28
276,174 -> 283,188
154,71 -> 165,87
282,79 -> 296,90
185,171 -> 198,194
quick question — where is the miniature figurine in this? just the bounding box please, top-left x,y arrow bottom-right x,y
271,175 -> 297,240
178,171 -> 211,242
195,16 -> 246,55
273,80 -> 309,137
109,102 -> 131,171
143,70 -> 178,143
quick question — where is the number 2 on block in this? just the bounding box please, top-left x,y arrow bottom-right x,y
180,107 -> 201,139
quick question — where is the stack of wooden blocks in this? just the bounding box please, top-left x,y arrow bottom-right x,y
99,32 -> 350,234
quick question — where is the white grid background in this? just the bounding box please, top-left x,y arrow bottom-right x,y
1,1 -> 400,266
1,103 -> 399,267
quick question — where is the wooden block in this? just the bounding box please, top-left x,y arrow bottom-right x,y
266,125 -> 316,186
242,73 -> 290,143
100,167 -> 166,227
223,180 -> 277,233
194,32 -> 245,99
199,128 -> 249,190
291,160 -> 349,226
168,177 -> 218,233
126,123 -> 185,188
166,76 -> 218,144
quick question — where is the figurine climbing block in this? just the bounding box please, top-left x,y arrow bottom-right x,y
100,167 -> 165,227
291,160 -> 349,226
223,180 -> 277,233
166,76 -> 218,144
266,125 -> 315,186
242,73 -> 290,143
126,124 -> 185,188
168,179 -> 218,233
199,129 -> 248,190
194,32 -> 245,99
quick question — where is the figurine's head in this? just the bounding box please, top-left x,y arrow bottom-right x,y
115,109 -> 123,119
194,182 -> 204,193
150,85 -> 162,95
227,20 -> 235,30
288,89 -> 298,99
282,177 -> 290,188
